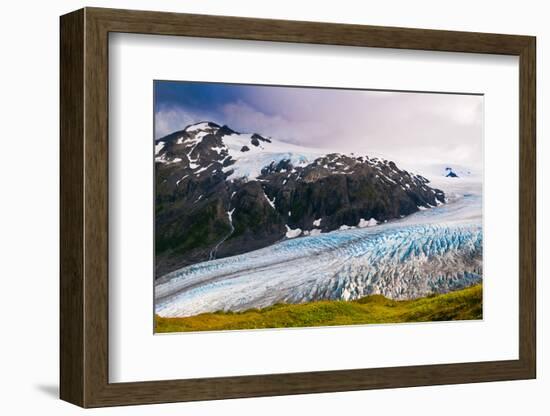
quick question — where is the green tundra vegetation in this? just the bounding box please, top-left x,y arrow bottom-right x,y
155,284 -> 482,333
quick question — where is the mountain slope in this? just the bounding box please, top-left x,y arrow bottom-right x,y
155,121 -> 446,278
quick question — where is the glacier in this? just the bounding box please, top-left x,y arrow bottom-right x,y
155,173 -> 482,318
220,132 -> 324,180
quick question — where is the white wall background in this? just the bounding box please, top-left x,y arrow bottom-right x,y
0,0 -> 545,414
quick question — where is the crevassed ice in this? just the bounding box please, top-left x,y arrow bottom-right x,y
155,191 -> 482,318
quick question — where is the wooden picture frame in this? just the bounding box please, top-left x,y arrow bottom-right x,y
60,7 -> 536,408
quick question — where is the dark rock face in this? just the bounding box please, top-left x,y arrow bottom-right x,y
259,154 -> 444,232
252,133 -> 271,143
154,122 -> 446,278
445,167 -> 459,178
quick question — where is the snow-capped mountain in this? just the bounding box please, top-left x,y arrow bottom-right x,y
445,167 -> 459,177
155,121 -> 447,278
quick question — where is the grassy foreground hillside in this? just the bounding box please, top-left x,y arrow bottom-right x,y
155,284 -> 482,333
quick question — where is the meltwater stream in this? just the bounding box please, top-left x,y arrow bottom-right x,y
155,179 -> 482,318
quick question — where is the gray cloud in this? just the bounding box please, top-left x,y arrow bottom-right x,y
155,87 -> 483,170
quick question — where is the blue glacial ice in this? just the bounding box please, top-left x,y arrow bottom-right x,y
155,177 -> 483,317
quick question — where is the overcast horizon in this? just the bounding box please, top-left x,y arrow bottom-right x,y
154,81 -> 483,169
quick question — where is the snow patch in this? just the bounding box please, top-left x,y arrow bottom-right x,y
339,224 -> 356,231
227,208 -> 235,223
155,154 -> 182,164
221,132 -> 324,180
211,145 -> 226,154
285,225 -> 302,239
176,175 -> 188,186
358,218 -> 378,228
155,141 -> 165,155
264,192 -> 276,209
194,131 -> 210,141
194,164 -> 212,175
185,122 -> 217,132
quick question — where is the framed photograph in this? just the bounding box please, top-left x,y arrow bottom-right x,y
60,7 -> 536,407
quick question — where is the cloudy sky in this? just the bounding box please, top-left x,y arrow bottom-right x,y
154,81 -> 483,169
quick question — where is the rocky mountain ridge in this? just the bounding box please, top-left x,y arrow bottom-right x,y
155,121 -> 446,278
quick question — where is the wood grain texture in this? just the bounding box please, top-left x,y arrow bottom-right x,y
518,38 -> 536,375
59,8 -> 84,407
59,7 -> 537,408
83,10 -> 110,406
89,7 -> 532,54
